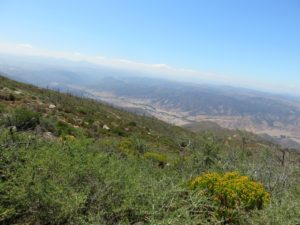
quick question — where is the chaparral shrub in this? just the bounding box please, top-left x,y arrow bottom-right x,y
144,151 -> 167,168
6,108 -> 40,131
190,172 -> 270,223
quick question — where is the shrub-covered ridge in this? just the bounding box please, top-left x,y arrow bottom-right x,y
0,75 -> 299,225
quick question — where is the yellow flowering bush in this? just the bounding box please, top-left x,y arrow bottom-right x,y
118,138 -> 135,156
190,172 -> 270,211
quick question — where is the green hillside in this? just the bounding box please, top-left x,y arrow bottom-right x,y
0,75 -> 299,225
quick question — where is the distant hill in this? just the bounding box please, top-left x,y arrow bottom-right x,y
86,76 -> 300,150
1,62 -> 300,150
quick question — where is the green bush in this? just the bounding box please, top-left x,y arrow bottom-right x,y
0,136 -> 95,224
127,121 -> 137,127
40,116 -> 56,131
7,108 -> 40,131
0,132 -> 196,225
144,151 -> 167,168
56,120 -> 77,136
133,138 -> 147,154
112,127 -> 128,137
0,103 -> 4,113
201,136 -> 220,168
248,190 -> 300,225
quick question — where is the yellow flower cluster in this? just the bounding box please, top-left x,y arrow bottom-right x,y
118,138 -> 135,155
190,172 -> 270,210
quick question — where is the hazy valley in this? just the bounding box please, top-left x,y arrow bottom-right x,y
1,60 -> 300,150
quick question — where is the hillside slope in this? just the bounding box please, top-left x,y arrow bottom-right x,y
0,75 -> 299,225
2,63 -> 300,148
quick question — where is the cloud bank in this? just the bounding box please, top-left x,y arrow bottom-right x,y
0,42 -> 215,79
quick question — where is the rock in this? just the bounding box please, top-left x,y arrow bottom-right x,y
49,104 -> 56,109
43,132 -> 55,140
93,121 -> 101,127
133,222 -> 145,225
8,126 -> 17,132
14,91 -> 22,95
103,125 -> 110,130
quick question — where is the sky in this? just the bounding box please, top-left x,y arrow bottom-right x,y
0,0 -> 300,94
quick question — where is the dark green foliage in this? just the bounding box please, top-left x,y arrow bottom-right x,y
133,138 -> 148,154
0,93 -> 16,101
6,108 -> 40,131
40,116 -> 59,134
0,103 -> 4,113
8,93 -> 15,101
112,127 -> 128,137
128,121 -> 137,127
56,120 -> 77,136
144,151 -> 167,168
0,131 -> 212,225
202,135 -> 220,168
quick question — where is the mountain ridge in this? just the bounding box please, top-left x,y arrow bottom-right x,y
1,63 -> 300,150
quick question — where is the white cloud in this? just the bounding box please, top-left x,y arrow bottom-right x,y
0,42 -> 299,95
73,52 -> 82,56
17,43 -> 33,49
0,42 -> 217,80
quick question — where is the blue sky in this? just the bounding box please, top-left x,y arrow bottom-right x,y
0,0 -> 299,94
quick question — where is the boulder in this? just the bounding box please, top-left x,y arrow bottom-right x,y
103,124 -> 110,130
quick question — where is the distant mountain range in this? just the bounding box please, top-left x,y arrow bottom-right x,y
1,57 -> 300,150
88,76 -> 300,148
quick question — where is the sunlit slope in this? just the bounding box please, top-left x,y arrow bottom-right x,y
0,75 -> 299,225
